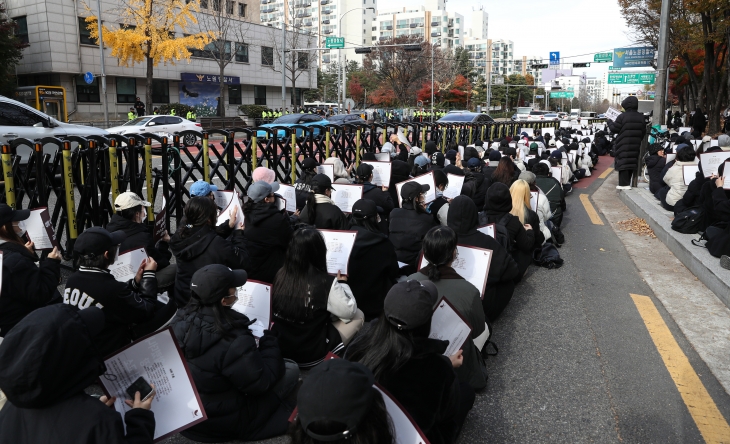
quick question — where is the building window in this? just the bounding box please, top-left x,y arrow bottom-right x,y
261,46 -> 274,66
228,85 -> 241,104
235,43 -> 249,62
13,16 -> 29,44
78,17 -> 97,45
297,52 -> 308,69
116,77 -> 136,103
238,3 -> 247,16
254,85 -> 266,105
200,0 -> 208,7
212,0 -> 221,11
76,75 -> 100,102
152,80 -> 169,103
226,0 -> 234,14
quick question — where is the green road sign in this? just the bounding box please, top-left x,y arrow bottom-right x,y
594,53 -> 613,63
325,37 -> 345,49
608,73 -> 656,84
550,91 -> 575,99
609,66 -> 621,70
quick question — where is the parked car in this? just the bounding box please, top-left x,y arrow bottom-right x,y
557,112 -> 568,119
543,113 -> 559,121
0,95 -> 109,164
526,110 -> 552,121
436,111 -> 494,123
326,114 -> 367,125
256,114 -> 328,138
106,115 -> 202,146
515,107 -> 532,121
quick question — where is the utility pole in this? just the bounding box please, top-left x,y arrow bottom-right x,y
281,23 -> 286,110
652,0 -> 671,126
96,0 -> 108,126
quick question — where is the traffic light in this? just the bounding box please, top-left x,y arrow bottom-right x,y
531,64 -> 548,69
403,44 -> 422,51
355,47 -> 372,54
572,63 -> 591,68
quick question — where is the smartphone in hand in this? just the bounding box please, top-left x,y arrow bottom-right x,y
126,376 -> 155,402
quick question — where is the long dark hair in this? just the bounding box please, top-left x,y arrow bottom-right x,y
303,182 -> 330,225
346,314 -> 431,380
422,226 -> 457,281
273,228 -> 329,318
119,205 -> 143,221
289,389 -> 394,444
186,292 -> 239,337
0,221 -> 25,245
491,157 -> 515,186
350,214 -> 381,234
178,197 -> 217,238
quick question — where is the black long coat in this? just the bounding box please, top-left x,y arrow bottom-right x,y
608,96 -> 646,172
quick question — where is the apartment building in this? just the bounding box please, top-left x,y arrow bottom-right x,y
373,0 -> 465,50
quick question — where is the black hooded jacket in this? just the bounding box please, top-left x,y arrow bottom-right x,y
608,96 -> 647,172
171,306 -> 287,442
169,225 -> 250,307
0,304 -> 155,444
243,202 -> 292,284
388,160 -> 411,205
389,200 -> 438,267
106,214 -> 172,270
646,154 -> 667,194
345,224 -> 400,320
479,183 -> 534,253
461,170 -> 489,209
362,182 -> 395,221
0,240 -> 61,336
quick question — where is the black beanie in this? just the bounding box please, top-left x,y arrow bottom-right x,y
484,182 -> 512,213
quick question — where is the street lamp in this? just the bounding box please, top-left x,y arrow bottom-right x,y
431,42 -> 440,121
338,7 -> 375,114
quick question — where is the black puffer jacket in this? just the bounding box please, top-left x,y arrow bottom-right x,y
389,160 -> 411,206
0,241 -> 61,336
106,214 -> 172,270
0,304 -> 155,444
479,183 -> 534,254
169,225 -> 250,307
346,224 -> 400,320
243,202 -> 292,284
362,182 -> 395,231
171,306 -> 287,442
646,154 -> 667,194
389,201 -> 438,268
609,96 -> 646,172
299,195 -> 349,230
461,171 -> 489,209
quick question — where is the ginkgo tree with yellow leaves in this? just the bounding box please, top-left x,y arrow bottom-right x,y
86,0 -> 214,112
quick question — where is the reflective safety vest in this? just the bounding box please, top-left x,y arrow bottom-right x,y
170,109 -> 176,116
127,111 -> 135,120
262,111 -> 267,118
186,111 -> 193,119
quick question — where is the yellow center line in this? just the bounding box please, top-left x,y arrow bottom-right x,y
598,167 -> 614,179
580,194 -> 604,225
631,294 -> 730,443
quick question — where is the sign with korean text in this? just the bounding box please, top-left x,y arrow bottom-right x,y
325,37 -> 345,49
612,46 -> 655,68
180,73 -> 240,84
594,53 -> 612,63
550,91 -> 574,99
607,73 -> 656,84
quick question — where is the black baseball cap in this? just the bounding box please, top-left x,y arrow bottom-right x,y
298,359 -> 376,441
0,204 -> 30,226
302,158 -> 319,169
400,181 -> 429,202
311,174 -> 335,191
355,163 -> 374,179
383,280 -> 438,330
351,199 -> 382,220
190,264 -> 247,304
74,227 -> 126,257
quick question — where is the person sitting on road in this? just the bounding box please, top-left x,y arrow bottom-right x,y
462,158 -> 489,209
657,146 -> 698,213
0,305 -> 156,443
252,166 -> 277,184
345,280 -> 475,444
189,180 -> 238,237
172,265 -> 299,443
169,197 -> 249,308
64,227 -> 160,357
0,204 -> 62,337
408,226 -> 488,391
324,157 -> 354,184
428,169 -> 451,226
490,157 -> 517,188
646,145 -> 667,195
300,174 -> 349,230
295,158 -> 320,210
289,359 -> 394,444
389,182 -> 438,275
519,171 -> 553,244
510,179 -> 545,249
271,228 -> 362,367
355,163 -> 394,233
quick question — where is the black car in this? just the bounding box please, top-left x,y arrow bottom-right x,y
327,114 -> 367,125
437,111 -> 494,123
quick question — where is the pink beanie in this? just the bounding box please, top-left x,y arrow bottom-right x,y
252,167 -> 275,184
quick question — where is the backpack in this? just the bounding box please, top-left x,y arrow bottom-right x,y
533,243 -> 564,268
494,213 -> 513,253
671,207 -> 704,234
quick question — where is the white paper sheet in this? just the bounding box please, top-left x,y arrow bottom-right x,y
153,197 -> 167,244
530,191 -> 539,211
551,166 -> 563,183
374,152 -> 391,162
25,208 -> 57,250
442,173 -> 465,200
700,152 -> 730,177
99,328 -> 206,441
519,128 -> 534,137
542,127 -> 555,137
395,172 -> 437,207
559,120 -> 571,128
108,248 -> 148,283
419,245 -> 492,298
605,107 -> 622,121
319,229 -> 358,275
233,280 -> 272,338
666,153 -> 676,163
276,183 -> 297,213
679,127 -> 691,134
375,385 -> 429,444
330,184 -> 363,214
477,223 -> 495,238
683,165 -> 699,185
429,297 -> 472,356
316,164 -> 334,182
362,160 -> 392,187
214,190 -> 244,227
473,322 -> 490,351
397,261 -> 409,268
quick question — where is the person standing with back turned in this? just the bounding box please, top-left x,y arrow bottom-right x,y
608,96 -> 646,190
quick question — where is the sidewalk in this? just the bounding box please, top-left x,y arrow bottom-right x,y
617,181 -> 730,311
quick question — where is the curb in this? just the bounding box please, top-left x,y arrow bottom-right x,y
618,187 -> 730,310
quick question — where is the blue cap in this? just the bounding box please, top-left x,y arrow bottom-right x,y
190,180 -> 218,197
414,156 -> 429,167
467,157 -> 482,168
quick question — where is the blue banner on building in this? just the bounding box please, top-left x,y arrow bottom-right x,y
612,47 -> 655,68
180,73 -> 240,84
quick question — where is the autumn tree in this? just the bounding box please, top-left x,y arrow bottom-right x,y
365,36 -> 429,106
87,0 -> 213,112
0,4 -> 28,97
443,75 -> 471,108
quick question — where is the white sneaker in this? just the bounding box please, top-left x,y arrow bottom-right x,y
616,185 -> 632,190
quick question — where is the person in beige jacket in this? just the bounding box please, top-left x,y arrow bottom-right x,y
660,146 -> 698,212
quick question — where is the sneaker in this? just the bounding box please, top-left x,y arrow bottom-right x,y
616,185 -> 632,190
721,255 -> 730,270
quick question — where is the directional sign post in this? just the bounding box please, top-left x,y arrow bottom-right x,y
594,53 -> 613,63
549,51 -> 560,66
607,73 -> 656,84
613,46 -> 656,68
609,66 -> 621,71
325,37 -> 345,49
550,91 -> 574,99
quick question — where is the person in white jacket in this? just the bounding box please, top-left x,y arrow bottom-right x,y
324,156 -> 354,183
659,146 -> 698,213
519,171 -> 552,243
578,142 -> 593,177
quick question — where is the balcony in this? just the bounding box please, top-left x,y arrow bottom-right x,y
322,9 -> 331,14
448,19 -> 453,27
385,25 -> 392,30
430,32 -> 440,37
409,23 -> 416,28
320,0 -> 330,3
379,36 -> 388,41
323,29 -> 332,34
322,19 -> 330,24
431,21 -> 439,26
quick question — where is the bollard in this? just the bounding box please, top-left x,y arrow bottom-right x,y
481,125 -> 485,141
356,128 -> 361,167
251,134 -> 258,170
490,124 -> 495,140
455,127 -> 461,148
144,138 -> 154,222
88,140 -> 101,227
34,142 -> 47,207
325,129 -> 331,158
1,145 -> 15,209
421,126 -> 426,151
61,141 -> 77,244
441,127 -> 447,152
291,132 -> 297,184
202,132 -> 210,183
108,139 -> 120,211
469,126 -> 473,145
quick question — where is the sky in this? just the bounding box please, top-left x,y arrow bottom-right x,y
391,0 -> 650,92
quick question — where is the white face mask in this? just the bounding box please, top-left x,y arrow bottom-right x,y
15,220 -> 27,237
140,208 -> 147,222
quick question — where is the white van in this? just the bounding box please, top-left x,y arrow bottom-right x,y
515,107 -> 533,121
